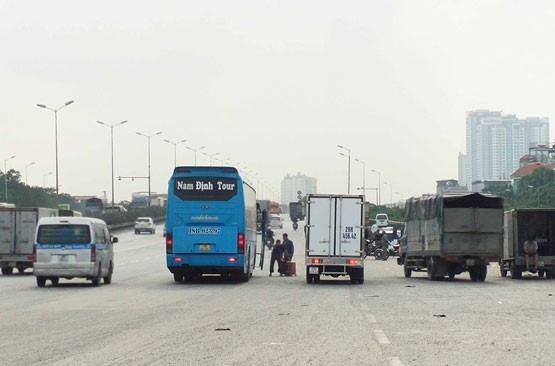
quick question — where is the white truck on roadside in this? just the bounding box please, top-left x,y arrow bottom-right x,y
0,207 -> 58,274
305,194 -> 365,284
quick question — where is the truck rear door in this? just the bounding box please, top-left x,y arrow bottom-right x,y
15,209 -> 39,255
0,209 -> 15,255
307,196 -> 334,256
336,197 -> 363,257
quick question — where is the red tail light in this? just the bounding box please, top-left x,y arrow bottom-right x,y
91,245 -> 96,262
237,233 -> 245,254
166,233 -> 173,254
312,258 -> 321,264
348,259 -> 358,265
32,245 -> 36,263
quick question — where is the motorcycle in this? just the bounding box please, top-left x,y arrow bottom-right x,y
292,221 -> 298,231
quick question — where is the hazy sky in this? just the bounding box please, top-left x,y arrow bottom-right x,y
1,0 -> 554,205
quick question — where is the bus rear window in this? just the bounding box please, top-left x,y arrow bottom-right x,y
37,225 -> 91,244
174,177 -> 238,201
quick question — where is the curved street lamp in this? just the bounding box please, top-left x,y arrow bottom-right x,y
337,145 -> 351,194
42,171 -> 53,188
25,162 -> 36,185
136,131 -> 162,206
185,145 -> 205,166
354,158 -> 366,195
164,139 -> 187,168
3,155 -> 16,202
97,120 -> 128,209
371,169 -> 381,205
36,100 -> 75,196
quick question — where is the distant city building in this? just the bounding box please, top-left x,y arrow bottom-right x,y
436,179 -> 468,195
281,173 -> 317,205
471,180 -> 511,193
461,110 -> 549,189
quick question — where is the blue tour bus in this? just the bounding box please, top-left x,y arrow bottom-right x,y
166,166 -> 257,282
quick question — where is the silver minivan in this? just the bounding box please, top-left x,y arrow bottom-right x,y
33,217 -> 117,287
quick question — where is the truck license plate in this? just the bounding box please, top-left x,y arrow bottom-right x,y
309,266 -> 319,274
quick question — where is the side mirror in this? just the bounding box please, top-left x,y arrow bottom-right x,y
112,237 -> 118,243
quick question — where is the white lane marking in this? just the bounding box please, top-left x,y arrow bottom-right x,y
374,330 -> 391,345
361,303 -> 369,311
389,357 -> 404,366
366,314 -> 376,323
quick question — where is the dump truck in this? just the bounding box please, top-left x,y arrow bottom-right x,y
398,192 -> 503,281
305,194 -> 365,284
500,208 -> 555,279
0,207 -> 59,274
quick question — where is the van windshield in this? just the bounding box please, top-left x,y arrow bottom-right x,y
37,225 -> 91,244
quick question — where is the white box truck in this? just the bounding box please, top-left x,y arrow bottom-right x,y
0,207 -> 58,274
305,194 -> 365,284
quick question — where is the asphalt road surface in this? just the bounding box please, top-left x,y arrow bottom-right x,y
1,218 -> 554,366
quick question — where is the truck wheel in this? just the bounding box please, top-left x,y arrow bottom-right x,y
36,276 -> 46,287
17,267 -> 26,274
500,263 -> 507,278
545,270 -> 553,279
538,270 -> 545,278
2,267 -> 14,275
313,275 -> 320,284
51,277 -> 59,286
478,265 -> 487,282
403,257 -> 412,278
510,262 -> 522,279
427,260 -> 439,281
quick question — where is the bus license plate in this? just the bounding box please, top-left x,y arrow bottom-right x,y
309,266 -> 319,274
199,244 -> 211,251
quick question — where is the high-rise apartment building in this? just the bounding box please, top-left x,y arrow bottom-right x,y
281,173 -> 317,205
461,110 -> 549,189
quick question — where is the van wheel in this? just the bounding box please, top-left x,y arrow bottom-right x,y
91,265 -> 101,287
104,262 -> 113,284
51,277 -> 59,286
2,267 -> 14,275
36,277 -> 46,287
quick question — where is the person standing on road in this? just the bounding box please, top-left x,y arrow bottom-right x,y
269,239 -> 284,276
523,234 -> 540,271
283,233 -> 294,262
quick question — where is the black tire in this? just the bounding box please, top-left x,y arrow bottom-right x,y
36,276 -> 46,287
447,264 -> 457,279
545,270 -> 553,279
500,263 -> 508,278
91,265 -> 101,287
17,267 -> 26,274
403,256 -> 412,278
313,275 -> 320,284
2,267 -> 14,275
427,260 -> 436,280
51,277 -> 59,286
104,262 -> 113,284
374,249 -> 383,260
538,269 -> 545,278
173,273 -> 184,282
478,265 -> 487,282
510,262 -> 522,279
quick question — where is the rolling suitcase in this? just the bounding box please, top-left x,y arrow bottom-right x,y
284,261 -> 296,276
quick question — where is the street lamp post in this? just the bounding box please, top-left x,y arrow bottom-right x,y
202,151 -> 220,167
354,158 -> 366,195
97,120 -> 128,209
3,155 -> 16,202
136,131 -> 162,206
215,156 -> 230,166
36,100 -> 75,196
527,185 -> 541,207
185,145 -> 205,166
357,187 -> 378,205
371,169 -> 381,205
384,181 -> 393,205
25,162 -> 36,185
163,139 -> 187,168
337,145 -> 351,194
42,171 -> 53,188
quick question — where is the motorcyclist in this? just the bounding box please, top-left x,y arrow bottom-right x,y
374,229 -> 390,260
266,228 -> 275,249
292,218 -> 298,231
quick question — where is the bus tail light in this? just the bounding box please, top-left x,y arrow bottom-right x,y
91,245 -> 96,262
166,233 -> 173,254
237,233 -> 245,254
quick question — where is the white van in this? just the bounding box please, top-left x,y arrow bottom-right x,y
33,217 -> 117,287
375,213 -> 389,227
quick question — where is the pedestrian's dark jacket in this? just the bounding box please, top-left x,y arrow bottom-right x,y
283,239 -> 294,259
272,242 -> 285,257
